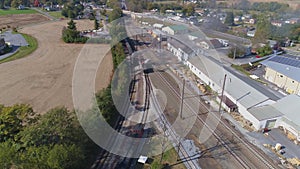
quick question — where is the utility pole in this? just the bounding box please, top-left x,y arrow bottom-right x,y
218,74 -> 227,114
177,138 -> 181,161
233,45 -> 237,60
180,78 -> 185,119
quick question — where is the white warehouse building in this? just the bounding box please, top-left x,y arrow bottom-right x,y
185,55 -> 282,131
167,38 -> 195,61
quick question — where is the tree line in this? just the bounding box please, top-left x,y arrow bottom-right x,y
254,15 -> 300,43
0,0 -> 72,8
223,0 -> 290,12
0,104 -> 99,169
125,0 -> 195,16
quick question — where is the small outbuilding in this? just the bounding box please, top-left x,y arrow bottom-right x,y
162,25 -> 188,35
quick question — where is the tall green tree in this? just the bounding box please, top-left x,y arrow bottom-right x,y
0,140 -> 18,168
62,19 -> 87,43
290,25 -> 300,41
109,7 -> 122,22
94,19 -> 99,30
224,12 -> 234,26
67,19 -> 77,30
17,107 -> 79,147
47,144 -> 85,169
182,3 -> 195,16
0,104 -> 35,142
254,15 -> 273,44
10,0 -> 20,8
0,105 -> 100,169
0,0 -> 5,9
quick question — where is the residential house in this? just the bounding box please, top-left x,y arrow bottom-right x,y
243,14 -> 252,19
195,39 -> 224,49
249,18 -> 256,24
162,25 -> 188,35
261,54 -> 300,95
271,20 -> 283,27
247,30 -> 256,37
153,23 -> 164,29
196,40 -> 210,49
234,16 -> 241,22
18,5 -> 25,10
285,18 -> 300,24
267,40 -> 278,49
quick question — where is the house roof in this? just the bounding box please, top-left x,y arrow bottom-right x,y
168,38 -> 193,54
248,105 -> 283,121
153,23 -> 164,28
261,54 -> 300,82
272,94 -> 300,131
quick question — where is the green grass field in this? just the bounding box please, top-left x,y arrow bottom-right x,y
47,11 -> 64,19
0,33 -> 38,64
0,8 -> 37,15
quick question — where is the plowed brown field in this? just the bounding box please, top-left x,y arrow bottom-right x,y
0,19 -> 113,113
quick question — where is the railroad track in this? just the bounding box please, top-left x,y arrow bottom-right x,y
133,32 -> 203,169
134,28 -> 277,169
130,21 -> 277,169
154,69 -> 278,169
146,72 -> 201,169
91,34 -> 152,168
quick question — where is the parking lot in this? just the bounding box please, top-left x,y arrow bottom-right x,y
0,31 -> 28,46
248,128 -> 300,159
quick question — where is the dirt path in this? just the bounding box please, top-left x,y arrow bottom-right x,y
0,20 -> 113,113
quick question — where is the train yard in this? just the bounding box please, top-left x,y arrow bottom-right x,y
91,18 -> 281,169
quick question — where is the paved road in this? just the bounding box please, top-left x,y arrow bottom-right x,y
31,8 -> 57,21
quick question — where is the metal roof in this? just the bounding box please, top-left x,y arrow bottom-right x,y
248,105 -> 283,121
272,94 -> 300,130
168,25 -> 188,31
188,54 -> 279,109
261,55 -> 300,82
168,38 -> 194,54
